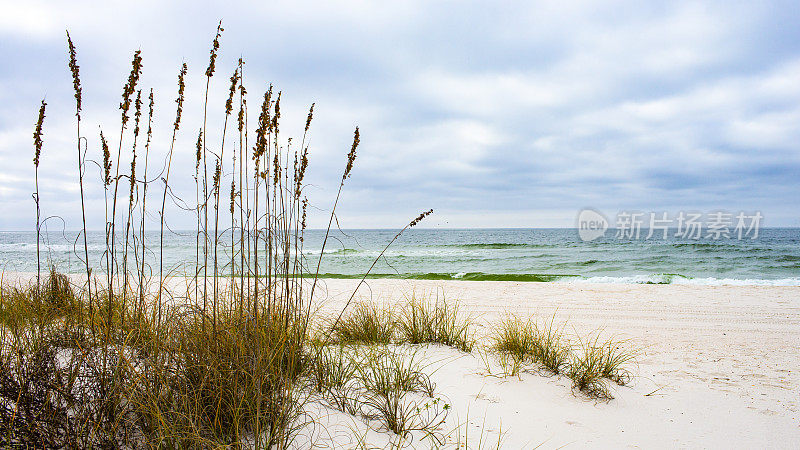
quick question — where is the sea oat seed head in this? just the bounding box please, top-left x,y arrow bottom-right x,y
408,209 -> 433,228
239,85 -> 248,140
264,85 -> 273,132
295,146 -> 308,198
206,21 -> 223,77
66,31 -> 82,118
195,129 -> 203,169
129,152 -> 137,202
343,126 -> 359,180
133,89 -> 143,140
100,130 -> 111,185
271,91 -> 281,135
230,180 -> 236,214
174,63 -> 187,132
146,89 -> 154,148
130,89 -> 142,196
213,159 -> 221,189
301,196 -> 308,234
305,103 -> 315,133
120,50 -> 143,128
253,88 -> 271,161
33,100 -> 46,167
237,98 -> 245,133
225,66 -> 239,115
273,147 -> 280,185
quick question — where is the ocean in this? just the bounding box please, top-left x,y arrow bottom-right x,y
1,228 -> 798,285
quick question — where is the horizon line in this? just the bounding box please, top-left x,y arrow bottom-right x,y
1,226 -> 799,233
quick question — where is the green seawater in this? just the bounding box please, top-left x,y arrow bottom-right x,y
2,228 -> 798,285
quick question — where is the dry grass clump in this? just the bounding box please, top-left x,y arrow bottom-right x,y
326,296 -> 475,352
0,339 -> 76,447
0,268 -> 81,329
567,335 -> 635,399
42,267 -> 76,312
0,284 -> 308,448
530,317 -> 571,375
328,302 -> 396,345
492,315 -> 634,399
398,295 -> 474,352
0,281 -> 126,447
492,315 -> 570,375
128,308 -> 307,447
492,316 -> 532,362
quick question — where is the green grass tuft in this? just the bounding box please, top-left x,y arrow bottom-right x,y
398,295 -> 475,352
328,302 -> 396,345
492,314 -> 570,375
305,344 -> 448,436
567,334 -> 635,399
492,315 -> 634,399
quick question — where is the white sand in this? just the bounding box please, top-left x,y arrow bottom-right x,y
305,279 -> 800,449
5,272 -> 799,447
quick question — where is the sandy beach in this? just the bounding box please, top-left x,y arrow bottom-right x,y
3,271 -> 799,447
304,279 -> 800,448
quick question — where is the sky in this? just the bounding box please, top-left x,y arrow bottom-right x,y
1,0 -> 799,230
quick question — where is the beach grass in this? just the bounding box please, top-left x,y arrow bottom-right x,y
491,314 -> 634,399
492,314 -> 570,375
567,334 -> 635,398
328,302 -> 396,345
325,295 -> 475,352
0,23 -> 438,448
398,294 -> 475,352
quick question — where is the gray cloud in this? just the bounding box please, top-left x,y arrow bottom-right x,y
1,0 -> 799,231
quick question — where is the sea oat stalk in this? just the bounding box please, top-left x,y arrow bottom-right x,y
67,31 -> 92,302
32,100 -> 46,292
121,89 -> 142,327
194,128 -> 202,309
200,21 -> 223,329
212,65 -> 239,330
237,62 -> 249,309
252,87 -> 272,318
138,89 -> 154,316
109,50 -> 142,301
157,62 -> 187,328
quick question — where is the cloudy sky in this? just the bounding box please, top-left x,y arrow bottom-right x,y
1,0 -> 799,230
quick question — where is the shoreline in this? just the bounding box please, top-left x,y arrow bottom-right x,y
3,269 -> 799,286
